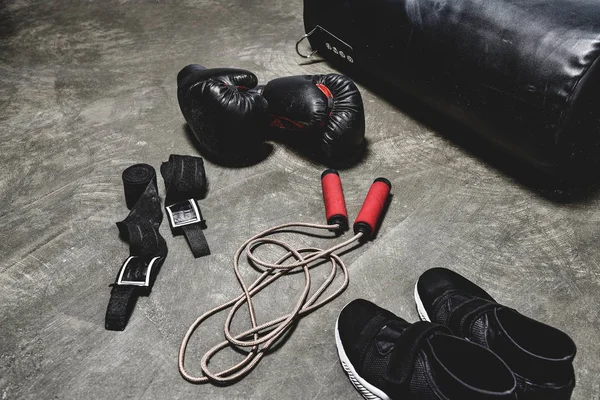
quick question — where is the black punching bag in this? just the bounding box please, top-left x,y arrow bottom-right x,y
303,0 -> 600,181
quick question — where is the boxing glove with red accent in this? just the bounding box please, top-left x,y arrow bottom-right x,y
258,74 -> 366,162
177,64 -> 268,165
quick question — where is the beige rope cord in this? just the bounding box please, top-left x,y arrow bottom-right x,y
178,221 -> 363,384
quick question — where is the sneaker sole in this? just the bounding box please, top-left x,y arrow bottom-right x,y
414,281 -> 431,322
335,317 -> 391,400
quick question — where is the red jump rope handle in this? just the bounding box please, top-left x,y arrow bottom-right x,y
354,178 -> 391,239
321,169 -> 349,231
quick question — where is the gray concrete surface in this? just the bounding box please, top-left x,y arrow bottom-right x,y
1,1 -> 599,399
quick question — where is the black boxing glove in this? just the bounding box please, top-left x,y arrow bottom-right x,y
177,64 -> 268,165
257,74 -> 365,162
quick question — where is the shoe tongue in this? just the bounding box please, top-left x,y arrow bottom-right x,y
355,313 -> 410,358
435,294 -> 471,325
353,315 -> 412,390
448,294 -> 471,309
447,297 -> 499,337
375,320 -> 408,354
385,322 -> 450,389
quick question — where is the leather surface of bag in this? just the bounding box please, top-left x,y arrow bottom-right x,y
303,0 -> 600,180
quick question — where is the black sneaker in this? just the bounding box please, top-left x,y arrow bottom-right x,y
335,299 -> 517,400
415,268 -> 577,400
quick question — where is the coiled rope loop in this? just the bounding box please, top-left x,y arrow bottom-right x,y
178,221 -> 362,384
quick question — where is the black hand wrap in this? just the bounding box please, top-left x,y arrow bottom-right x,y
161,155 -> 210,258
105,164 -> 168,331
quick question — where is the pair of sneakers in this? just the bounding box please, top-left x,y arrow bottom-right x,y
335,268 -> 577,399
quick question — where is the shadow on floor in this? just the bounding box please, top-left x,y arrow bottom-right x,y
181,120 -> 369,171
306,57 -> 600,204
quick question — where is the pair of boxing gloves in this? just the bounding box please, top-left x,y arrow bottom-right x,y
177,65 -> 366,166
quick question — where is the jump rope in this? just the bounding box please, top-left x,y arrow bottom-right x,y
178,169 -> 391,384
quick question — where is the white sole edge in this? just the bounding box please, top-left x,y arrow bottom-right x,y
414,280 -> 431,322
335,317 -> 390,400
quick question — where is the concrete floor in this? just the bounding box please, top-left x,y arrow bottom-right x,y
1,1 -> 599,399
